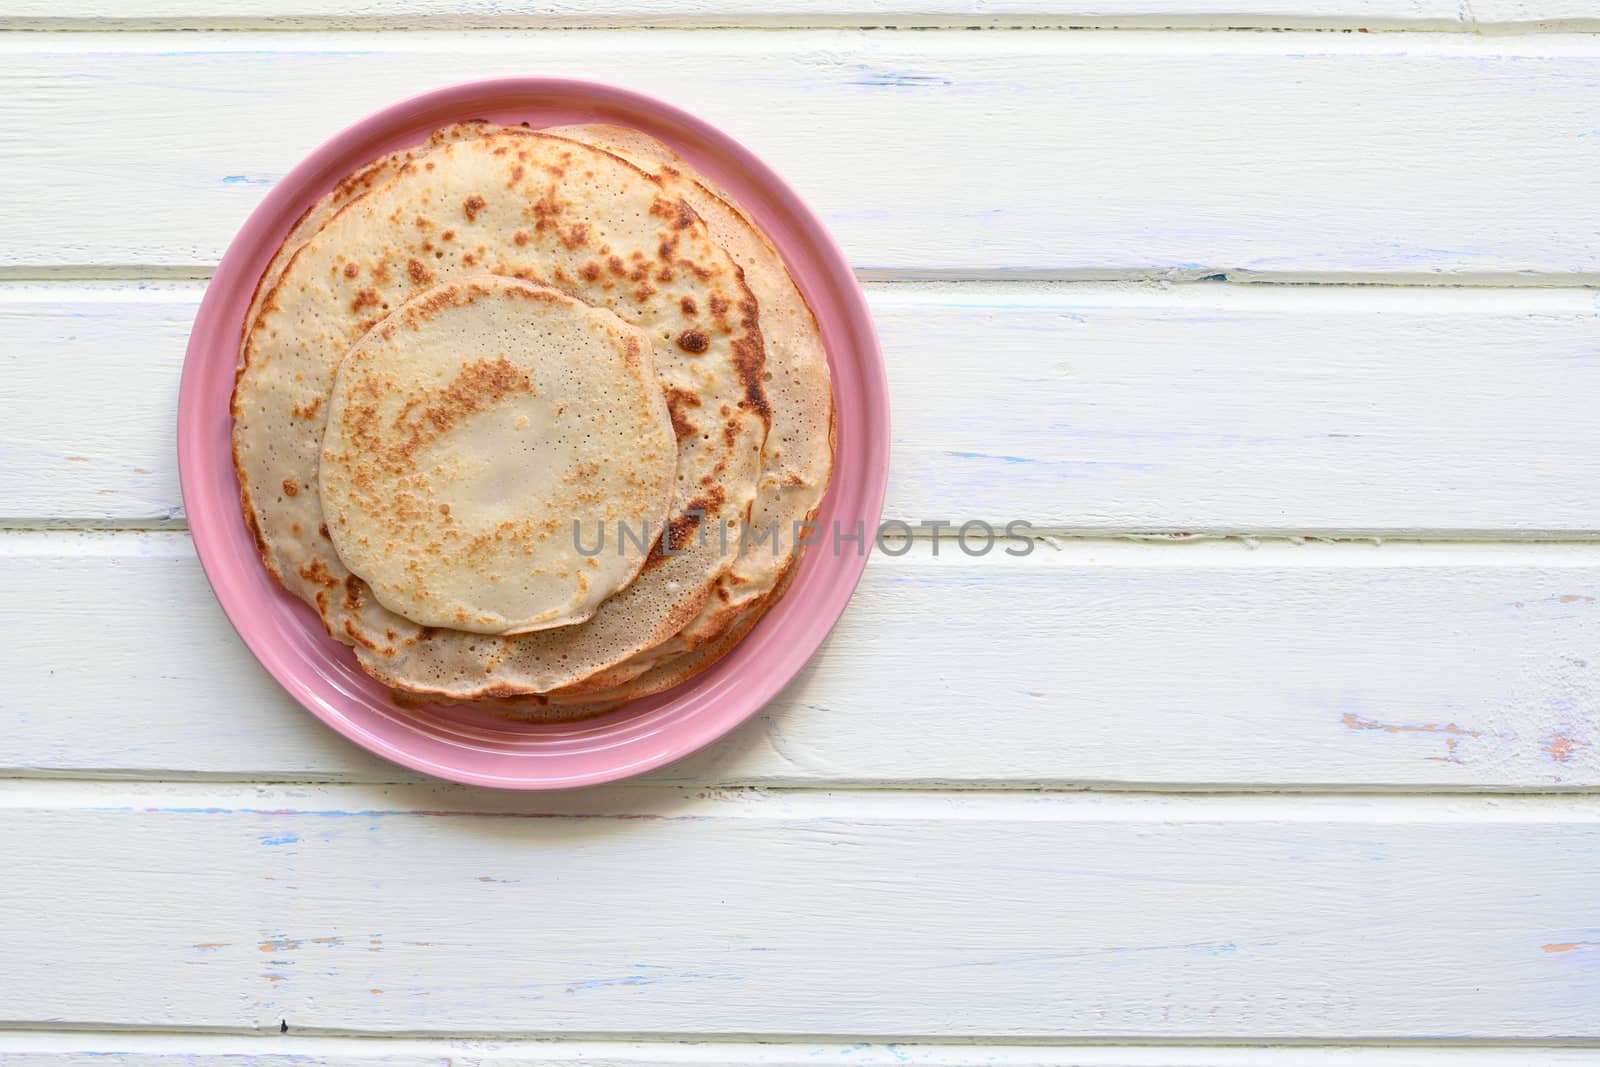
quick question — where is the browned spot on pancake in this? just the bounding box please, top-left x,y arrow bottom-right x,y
462,253 -> 478,267
372,262 -> 392,284
343,575 -> 364,612
649,195 -> 696,230
621,335 -> 643,372
343,262 -> 360,279
580,261 -> 602,282
318,523 -> 330,539
633,283 -> 657,301
510,165 -> 525,184
333,163 -> 383,200
281,477 -> 299,497
407,258 -> 433,286
513,230 -> 530,246
441,229 -> 455,241
298,558 -> 339,589
351,355 -> 536,474
664,385 -> 702,439
679,296 -> 698,316
343,618 -> 382,651
648,514 -> 697,566
645,486 -> 728,570
730,295 -> 771,424
607,255 -> 627,277
562,223 -> 590,250
351,288 -> 380,313
658,236 -> 679,260
676,328 -> 709,354
292,395 -> 323,420
708,293 -> 730,318
679,258 -> 714,281
502,283 -> 562,307
463,195 -> 486,221
399,626 -> 438,648
410,283 -> 461,319
527,188 -> 565,232
414,216 -> 433,230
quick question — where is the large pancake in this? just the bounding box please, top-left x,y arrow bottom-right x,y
533,125 -> 835,697
319,275 -> 677,636
233,129 -> 769,697
446,556 -> 800,722
239,122 -> 494,368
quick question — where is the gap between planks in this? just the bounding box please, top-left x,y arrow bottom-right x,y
2,1031 -> 1600,1061
7,778 -> 1600,817
0,9 -> 1596,34
5,26 -> 1600,56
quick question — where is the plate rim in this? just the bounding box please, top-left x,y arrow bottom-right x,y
178,77 -> 889,789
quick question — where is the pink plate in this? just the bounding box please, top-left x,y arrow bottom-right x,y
179,79 -> 888,789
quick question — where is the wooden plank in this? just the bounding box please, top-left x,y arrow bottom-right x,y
4,531 -> 1597,788
1,33 -> 1598,276
0,782 -> 1595,1037
2,1034 -> 1600,1067
1473,0 -> 1600,27
9,281 -> 1600,533
0,0 -> 1592,31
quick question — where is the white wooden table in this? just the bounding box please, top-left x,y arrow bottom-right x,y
1,2 -> 1598,1063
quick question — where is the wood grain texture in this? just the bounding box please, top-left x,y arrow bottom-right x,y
4,531 -> 1596,788
0,782 -> 1596,1038
9,281 -> 1600,534
1,7 -> 1595,1052
3,0 -> 1594,31
1,33 -> 1598,277
3,1035 -> 1600,1066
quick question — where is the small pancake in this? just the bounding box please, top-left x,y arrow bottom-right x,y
319,276 -> 676,636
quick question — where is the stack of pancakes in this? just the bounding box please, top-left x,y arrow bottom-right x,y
232,122 -> 834,719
